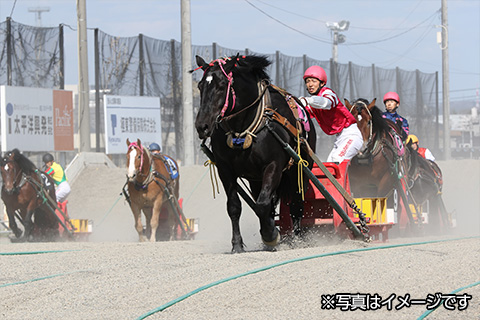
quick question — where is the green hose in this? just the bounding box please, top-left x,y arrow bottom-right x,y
0,249 -> 78,256
0,269 -> 92,288
136,236 -> 479,319
417,280 -> 480,319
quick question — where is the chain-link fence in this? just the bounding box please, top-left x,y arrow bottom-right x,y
0,20 -> 441,164
0,19 -> 64,89
96,31 -> 439,162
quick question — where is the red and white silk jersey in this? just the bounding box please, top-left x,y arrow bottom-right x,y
306,86 -> 357,135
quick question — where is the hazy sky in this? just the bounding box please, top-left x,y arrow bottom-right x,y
2,0 -> 479,103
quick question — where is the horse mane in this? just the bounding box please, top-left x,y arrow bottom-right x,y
11,149 -> 38,174
234,55 -> 271,81
367,103 -> 394,136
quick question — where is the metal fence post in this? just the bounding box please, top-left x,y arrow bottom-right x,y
94,28 -> 101,152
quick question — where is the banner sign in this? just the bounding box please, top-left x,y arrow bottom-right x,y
0,86 -> 74,152
103,95 -> 162,154
53,90 -> 74,151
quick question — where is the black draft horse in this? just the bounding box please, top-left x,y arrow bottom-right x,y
406,142 -> 450,229
194,55 -> 316,252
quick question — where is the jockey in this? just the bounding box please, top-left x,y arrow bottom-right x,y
43,153 -> 71,203
382,91 -> 409,140
300,65 -> 363,163
407,134 -> 435,162
148,142 -> 162,155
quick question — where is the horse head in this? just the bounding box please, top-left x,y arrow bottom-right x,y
193,54 -> 270,140
1,150 -> 22,195
194,55 -> 238,139
346,98 -> 376,154
126,138 -> 148,182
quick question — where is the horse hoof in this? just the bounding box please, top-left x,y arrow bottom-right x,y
262,229 -> 280,247
9,236 -> 26,243
231,243 -> 246,254
231,247 -> 246,254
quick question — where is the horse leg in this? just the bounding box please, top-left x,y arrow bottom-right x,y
143,207 -> 153,239
217,168 -> 245,253
149,203 -> 161,242
21,207 -> 36,242
6,207 -> 22,239
289,191 -> 305,236
255,163 -> 281,249
131,203 -> 147,242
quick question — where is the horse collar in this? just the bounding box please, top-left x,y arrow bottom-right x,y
223,81 -> 270,150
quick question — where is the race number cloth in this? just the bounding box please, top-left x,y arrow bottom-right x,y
163,156 -> 179,180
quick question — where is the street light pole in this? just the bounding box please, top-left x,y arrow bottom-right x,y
441,0 -> 451,160
326,20 -> 349,63
332,31 -> 338,63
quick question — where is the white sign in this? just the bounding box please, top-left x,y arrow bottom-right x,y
1,86 -> 55,152
104,95 -> 162,154
0,86 -> 74,152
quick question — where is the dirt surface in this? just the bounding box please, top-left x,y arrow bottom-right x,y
1,161 -> 479,319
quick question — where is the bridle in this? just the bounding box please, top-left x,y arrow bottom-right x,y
127,142 -> 155,187
128,141 -> 145,173
1,157 -> 25,194
350,101 -> 373,148
217,58 -> 236,117
200,57 -> 269,144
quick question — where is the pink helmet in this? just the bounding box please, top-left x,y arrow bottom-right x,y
303,66 -> 327,84
383,91 -> 400,104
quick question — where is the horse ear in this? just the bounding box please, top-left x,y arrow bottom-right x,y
137,139 -> 142,148
368,98 -> 377,110
196,55 -> 208,71
126,138 -> 131,146
344,99 -> 352,109
224,53 -> 240,73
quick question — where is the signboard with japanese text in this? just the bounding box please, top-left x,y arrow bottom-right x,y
0,86 -> 74,152
103,95 -> 162,154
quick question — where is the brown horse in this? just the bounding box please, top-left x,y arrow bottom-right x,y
125,139 -> 184,242
346,98 -> 415,229
346,98 -> 410,196
1,149 -> 59,242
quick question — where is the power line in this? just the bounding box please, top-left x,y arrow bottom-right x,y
244,0 -> 333,44
9,0 -> 18,18
346,10 -> 440,46
247,0 -> 439,46
253,0 -> 436,32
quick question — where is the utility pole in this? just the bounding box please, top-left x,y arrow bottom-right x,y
441,0 -> 451,160
77,0 -> 91,152
181,0 -> 194,165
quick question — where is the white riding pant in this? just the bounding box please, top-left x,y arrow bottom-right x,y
56,181 -> 71,203
327,123 -> 364,163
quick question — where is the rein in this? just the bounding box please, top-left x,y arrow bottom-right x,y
350,101 -> 373,146
220,80 -> 270,149
221,80 -> 269,122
